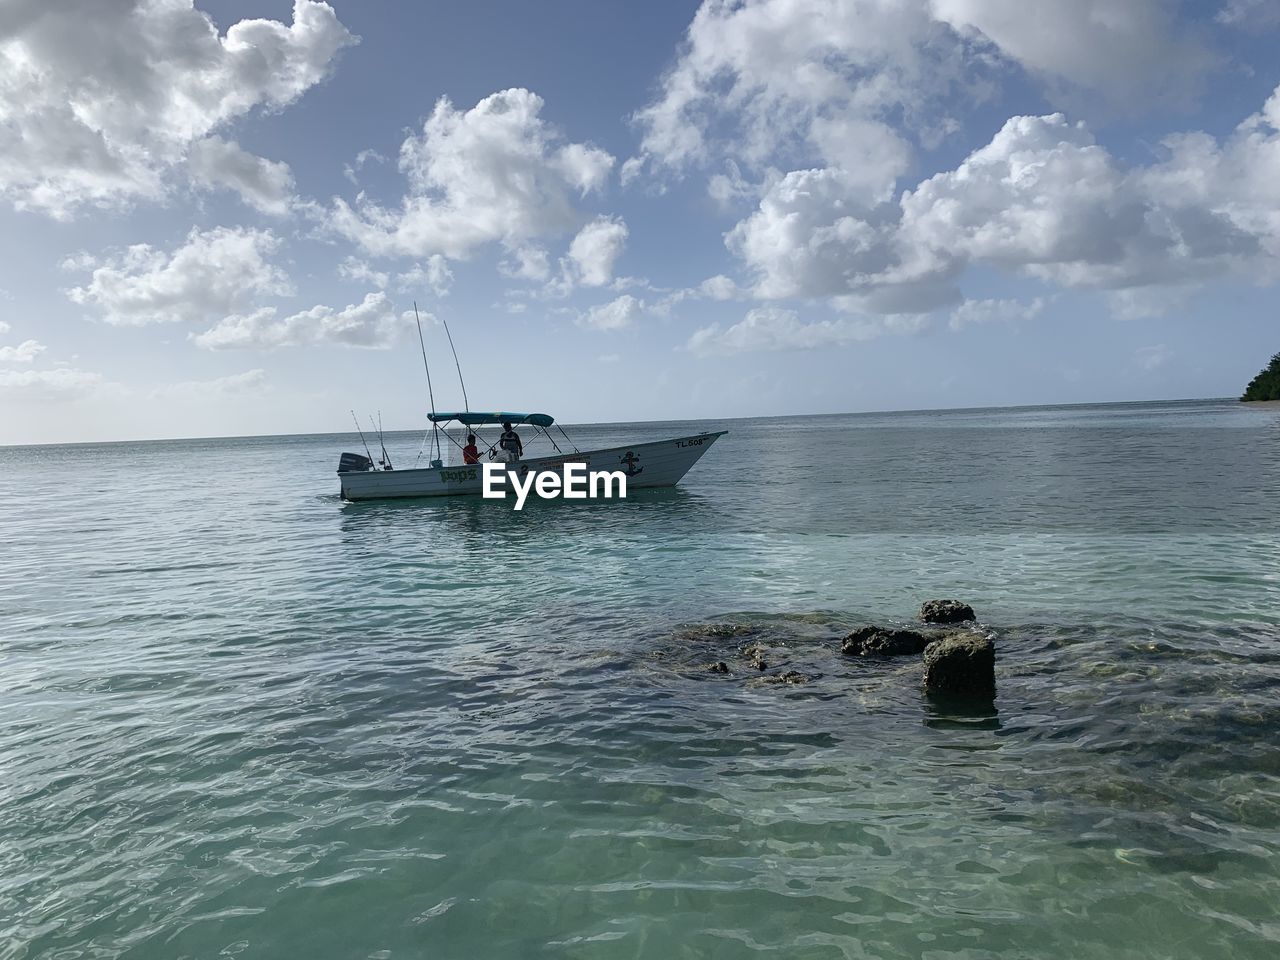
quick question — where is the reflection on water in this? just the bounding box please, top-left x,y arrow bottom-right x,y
339,482 -> 709,534
921,690 -> 1001,731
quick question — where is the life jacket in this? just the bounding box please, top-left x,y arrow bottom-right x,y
499,429 -> 520,450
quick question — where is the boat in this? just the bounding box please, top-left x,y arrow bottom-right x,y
337,411 -> 726,501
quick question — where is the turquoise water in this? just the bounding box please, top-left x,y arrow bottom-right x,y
3,399 -> 1279,959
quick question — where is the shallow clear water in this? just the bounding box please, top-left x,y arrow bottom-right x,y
3,399 -> 1279,959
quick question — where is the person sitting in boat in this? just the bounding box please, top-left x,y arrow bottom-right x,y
497,420 -> 523,462
462,433 -> 480,465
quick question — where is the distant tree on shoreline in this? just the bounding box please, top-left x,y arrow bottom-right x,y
1241,352 -> 1280,401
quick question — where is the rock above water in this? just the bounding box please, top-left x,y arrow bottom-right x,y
923,634 -> 995,695
841,626 -> 932,657
920,599 -> 976,624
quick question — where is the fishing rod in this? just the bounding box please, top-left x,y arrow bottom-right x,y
441,317 -> 469,414
377,411 -> 392,470
556,425 -> 579,454
369,412 -> 392,470
350,410 -> 374,464
413,300 -> 442,465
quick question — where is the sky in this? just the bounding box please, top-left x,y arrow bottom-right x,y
1,0 -> 1279,444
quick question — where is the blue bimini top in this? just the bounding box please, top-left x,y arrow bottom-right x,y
427,411 -> 555,427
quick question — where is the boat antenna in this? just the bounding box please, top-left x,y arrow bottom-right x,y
441,317 -> 469,414
413,301 -> 437,414
413,300 -> 442,464
350,410 -> 374,463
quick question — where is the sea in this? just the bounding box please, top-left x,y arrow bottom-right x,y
2,398 -> 1279,959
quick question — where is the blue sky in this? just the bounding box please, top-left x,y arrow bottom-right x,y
1,0 -> 1278,443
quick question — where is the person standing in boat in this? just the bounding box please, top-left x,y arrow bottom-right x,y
498,420 -> 523,462
462,433 -> 480,465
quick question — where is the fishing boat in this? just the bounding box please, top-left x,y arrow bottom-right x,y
337,305 -> 725,501
337,411 -> 726,501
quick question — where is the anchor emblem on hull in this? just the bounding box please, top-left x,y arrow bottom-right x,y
620,451 -> 644,477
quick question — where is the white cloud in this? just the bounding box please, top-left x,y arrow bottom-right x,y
579,295 -> 644,331
58,252 -> 97,273
634,0 -> 1214,195
805,116 -> 916,201
1216,0 -> 1280,29
149,368 -> 268,398
901,116 -> 1148,286
567,216 -> 629,287
652,274 -> 743,315
726,166 -> 959,313
902,110 -> 1277,289
0,339 -> 46,363
187,137 -> 295,215
63,226 -> 412,353
633,0 -> 965,200
706,160 -> 756,208
193,292 -> 404,350
342,148 -> 386,186
0,363 -> 269,404
1107,287 -> 1196,321
633,1 -> 1237,319
0,321 -> 10,335
686,306 -> 886,355
500,245 -> 552,283
0,367 -> 104,399
424,255 -> 454,296
699,275 -> 740,300
930,0 -> 1213,107
0,0 -> 355,218
67,227 -> 291,326
725,84 -> 1280,315
948,297 -> 1046,330
556,143 -> 616,195
339,257 -> 389,289
397,255 -> 453,296
619,156 -> 646,188
329,89 -> 615,260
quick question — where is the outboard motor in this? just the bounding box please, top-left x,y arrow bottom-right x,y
337,452 -> 374,473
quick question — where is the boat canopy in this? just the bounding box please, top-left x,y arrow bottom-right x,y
427,411 -> 555,427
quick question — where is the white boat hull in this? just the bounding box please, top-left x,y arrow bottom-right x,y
338,431 -> 727,501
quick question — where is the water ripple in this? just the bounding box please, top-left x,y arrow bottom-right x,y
2,401 -> 1279,958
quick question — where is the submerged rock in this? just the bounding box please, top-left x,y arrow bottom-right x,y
923,633 -> 995,695
706,661 -> 730,674
750,670 -> 811,686
841,625 -> 932,657
920,599 -> 976,624
742,643 -> 769,670
674,622 -> 759,648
